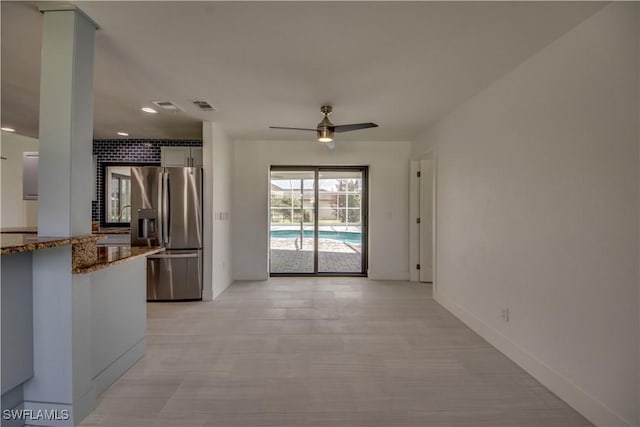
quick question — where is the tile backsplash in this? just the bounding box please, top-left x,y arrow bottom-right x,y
92,139 -> 202,223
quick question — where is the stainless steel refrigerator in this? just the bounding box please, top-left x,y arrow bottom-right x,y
130,166 -> 203,301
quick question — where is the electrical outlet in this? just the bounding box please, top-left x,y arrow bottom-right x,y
501,308 -> 510,322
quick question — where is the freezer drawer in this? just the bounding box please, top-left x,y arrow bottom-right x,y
146,250 -> 202,301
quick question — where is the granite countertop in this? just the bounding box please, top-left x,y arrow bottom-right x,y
1,227 -> 131,235
1,233 -> 98,255
73,246 -> 164,274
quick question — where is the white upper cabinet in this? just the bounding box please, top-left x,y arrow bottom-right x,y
190,147 -> 203,167
161,146 -> 202,167
161,146 -> 191,167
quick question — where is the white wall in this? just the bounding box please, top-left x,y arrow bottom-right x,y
413,4 -> 639,427
0,132 -> 38,228
202,122 -> 234,300
638,11 -> 640,417
233,139 -> 411,281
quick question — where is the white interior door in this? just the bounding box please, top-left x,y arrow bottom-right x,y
419,158 -> 433,282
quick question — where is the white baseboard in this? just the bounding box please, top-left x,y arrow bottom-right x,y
367,270 -> 410,281
92,338 -> 145,397
434,291 -> 634,427
211,277 -> 233,300
233,273 -> 269,281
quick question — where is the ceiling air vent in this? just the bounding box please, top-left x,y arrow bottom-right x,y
192,100 -> 215,111
152,101 -> 183,112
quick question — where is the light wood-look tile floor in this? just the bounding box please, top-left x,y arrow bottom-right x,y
80,278 -> 593,427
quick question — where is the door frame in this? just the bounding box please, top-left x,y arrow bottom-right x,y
269,165 -> 369,277
409,149 -> 437,289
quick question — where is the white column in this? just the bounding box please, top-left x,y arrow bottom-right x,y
24,6 -> 98,427
37,5 -> 97,237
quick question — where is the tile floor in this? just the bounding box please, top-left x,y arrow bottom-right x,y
80,278 -> 593,427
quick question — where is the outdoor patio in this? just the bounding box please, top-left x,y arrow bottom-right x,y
270,238 -> 362,273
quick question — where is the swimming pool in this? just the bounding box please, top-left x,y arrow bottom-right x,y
270,230 -> 362,244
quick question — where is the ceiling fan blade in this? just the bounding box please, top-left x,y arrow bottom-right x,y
331,122 -> 379,133
269,126 -> 316,132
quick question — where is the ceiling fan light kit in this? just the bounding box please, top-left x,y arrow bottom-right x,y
270,105 -> 378,148
317,106 -> 335,143
317,128 -> 334,143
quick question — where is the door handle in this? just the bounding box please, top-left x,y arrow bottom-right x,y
147,253 -> 199,259
156,170 -> 164,244
162,172 -> 169,245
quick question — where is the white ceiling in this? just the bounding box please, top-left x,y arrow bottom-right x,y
1,1 -> 603,141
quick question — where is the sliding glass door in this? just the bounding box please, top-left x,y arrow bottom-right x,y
269,170 -> 316,273
270,166 -> 368,276
317,170 -> 364,273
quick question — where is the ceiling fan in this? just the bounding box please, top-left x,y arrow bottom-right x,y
269,105 -> 378,149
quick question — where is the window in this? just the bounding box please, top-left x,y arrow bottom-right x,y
102,162 -> 159,227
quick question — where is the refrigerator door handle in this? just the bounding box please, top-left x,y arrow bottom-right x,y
162,172 -> 170,245
147,253 -> 199,259
156,169 -> 164,245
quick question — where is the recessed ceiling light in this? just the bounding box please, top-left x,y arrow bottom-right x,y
1,127 -> 16,132
117,132 -> 129,136
141,107 -> 158,114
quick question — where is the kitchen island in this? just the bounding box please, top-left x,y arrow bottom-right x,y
73,245 -> 163,273
1,233 -> 162,426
